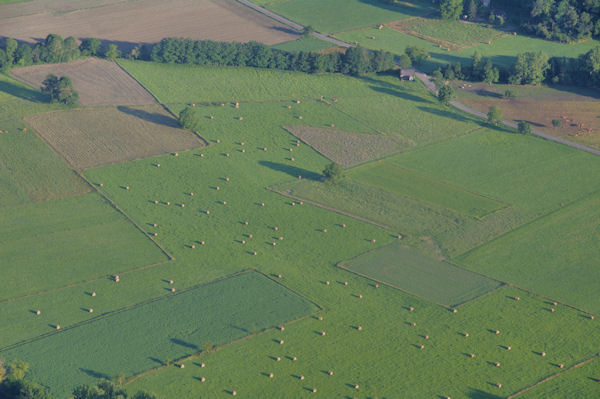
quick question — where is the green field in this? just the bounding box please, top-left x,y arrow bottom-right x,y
0,272 -> 318,397
349,161 -> 506,217
0,193 -> 168,300
457,191 -> 600,314
341,241 -> 501,306
271,36 -> 334,52
520,357 -> 600,398
0,74 -> 89,207
264,0 -> 434,34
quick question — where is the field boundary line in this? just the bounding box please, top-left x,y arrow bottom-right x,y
507,283 -> 598,318
507,353 -> 600,398
0,269 -> 256,352
267,186 -> 396,232
451,186 -> 600,260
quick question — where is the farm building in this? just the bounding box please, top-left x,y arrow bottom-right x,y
399,68 -> 415,81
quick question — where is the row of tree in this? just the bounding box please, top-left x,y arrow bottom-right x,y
148,38 -> 394,76
429,45 -> 600,86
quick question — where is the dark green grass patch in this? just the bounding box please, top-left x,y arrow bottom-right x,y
0,193 -> 168,300
457,191 -> 600,314
350,161 -> 506,218
265,0 -> 434,34
341,241 -> 501,306
271,36 -> 335,52
127,284 -> 600,398
0,272 -> 318,397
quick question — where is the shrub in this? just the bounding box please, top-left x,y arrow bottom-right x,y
552,119 -> 562,127
322,162 -> 344,183
487,106 -> 503,125
518,121 -> 532,135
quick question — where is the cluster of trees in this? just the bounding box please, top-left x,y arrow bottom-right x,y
41,74 -> 79,106
495,0 -> 600,42
0,360 -> 51,399
149,38 -> 394,76
0,34 -> 121,70
73,379 -> 158,399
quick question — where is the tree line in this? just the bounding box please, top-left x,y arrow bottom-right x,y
0,35 -> 394,77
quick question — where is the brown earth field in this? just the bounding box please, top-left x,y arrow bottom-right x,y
11,58 -> 156,107
0,0 -> 299,49
24,105 -> 205,169
454,82 -> 600,150
284,125 -> 404,167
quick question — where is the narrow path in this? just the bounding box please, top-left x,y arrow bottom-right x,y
236,0 -> 351,47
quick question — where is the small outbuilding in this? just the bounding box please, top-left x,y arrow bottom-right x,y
399,68 -> 416,81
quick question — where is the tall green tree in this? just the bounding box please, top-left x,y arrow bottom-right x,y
439,0 -> 463,20
437,85 -> 454,106
487,106 -> 504,125
178,106 -> 200,130
80,38 -> 102,56
5,38 -> 18,65
41,74 -> 79,106
103,44 -> 121,60
405,45 -> 428,66
322,162 -> 344,183
509,51 -> 550,84
518,121 -> 532,134
14,44 -> 33,66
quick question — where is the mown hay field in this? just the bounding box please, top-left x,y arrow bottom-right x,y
349,161 -> 506,218
341,241 -> 501,306
127,284 -> 600,398
24,105 -> 204,169
261,0 -> 434,34
0,193 -> 168,302
284,125 -> 402,167
457,191 -> 600,314
11,58 -> 156,107
0,0 -> 298,46
0,74 -> 89,208
0,272 -> 318,398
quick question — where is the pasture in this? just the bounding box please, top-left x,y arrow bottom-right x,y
454,82 -> 600,150
340,241 -> 501,306
349,160 -> 506,218
24,105 -> 204,169
457,191 -> 600,314
271,36 -> 335,52
0,0 -> 298,47
0,271 -> 318,398
520,357 -> 600,398
0,192 -> 168,301
284,125 -> 402,167
0,73 -> 89,208
263,0 -> 434,34
11,58 -> 156,107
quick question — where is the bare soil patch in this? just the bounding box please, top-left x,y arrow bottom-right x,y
24,105 -> 205,169
455,83 -> 600,150
284,125 -> 403,167
11,58 -> 155,107
0,0 -> 298,47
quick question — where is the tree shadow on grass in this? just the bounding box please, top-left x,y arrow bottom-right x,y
258,161 -> 322,181
369,85 -> 431,103
170,338 -> 198,351
467,388 -> 503,399
417,105 -> 480,124
79,368 -> 111,380
0,78 -> 47,103
116,106 -> 179,128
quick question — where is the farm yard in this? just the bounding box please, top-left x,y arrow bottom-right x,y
1,0 -> 600,397
11,58 -> 156,107
0,0 -> 299,48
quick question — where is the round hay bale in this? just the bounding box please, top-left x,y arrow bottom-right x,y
320,331 -> 326,336
210,115 -> 214,119
495,362 -> 500,367
418,345 -> 424,349
272,242 -> 276,246
357,326 -> 362,331
287,105 -> 292,109
290,157 -> 294,161
152,223 -> 157,227
181,203 -> 185,208
277,274 -> 282,278
298,175 -> 302,180
156,163 -> 160,168
397,234 -> 403,239
469,353 -> 475,358
225,153 -> 230,157
36,310 -> 41,315
174,152 -> 179,157
296,100 -> 301,104
558,363 -> 564,368
169,280 -> 174,284
278,236 -> 283,241
179,364 -> 185,369
269,372 -> 274,378
342,223 -> 346,228
464,332 -> 469,337
241,142 -> 245,146
166,202 -> 171,206
56,324 -> 61,330
91,292 -> 96,297
296,142 -> 300,147
299,201 -> 303,205
322,229 -> 327,233
206,210 -> 210,215
541,352 -> 546,357
225,177 -> 230,182
411,322 -> 416,327
201,241 -> 206,245
241,149 -> 246,153
221,103 -> 225,107
496,383 -> 502,388
358,294 -> 363,299
374,284 -> 379,288
263,147 -> 268,151
289,148 -> 293,152
88,308 -> 94,313
325,281 -> 330,285
317,316 -> 323,321
279,326 -> 285,331
276,357 -> 281,361
298,116 -> 303,120
191,244 -> 196,249
354,384 -> 359,389
506,346 -> 511,351
190,192 -> 194,196
248,234 -> 253,238
328,370 -> 333,376
153,232 -> 158,237
292,356 -> 297,361
223,201 -> 227,205
244,221 -> 249,225
452,308 -> 457,313
371,239 -> 376,243
125,186 -> 130,190
343,281 -> 348,286
550,308 -> 555,313
409,306 -> 414,312
232,391 -> 237,396
424,335 -> 429,340
279,339 -> 284,344
300,375 -> 305,380
200,362 -> 206,368
330,124 -> 335,128
171,288 -> 176,293
253,251 -> 258,256
553,301 -> 558,306
274,226 -> 279,231
154,200 -> 159,204
99,183 -> 103,187
200,377 -> 206,382
311,388 -> 316,393
241,240 -> 246,244
515,296 -> 520,301
495,330 -> 500,335
590,315 -> 594,320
